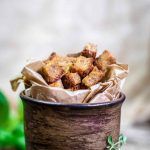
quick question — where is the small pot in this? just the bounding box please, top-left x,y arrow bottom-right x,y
20,91 -> 125,150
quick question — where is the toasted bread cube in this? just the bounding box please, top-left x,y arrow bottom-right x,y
80,84 -> 88,89
49,52 -> 61,61
44,52 -> 61,64
99,50 -> 116,63
95,50 -> 116,71
71,56 -> 94,77
49,79 -> 64,88
81,43 -> 97,58
42,62 -> 64,83
69,84 -> 81,91
66,57 -> 76,63
95,60 -> 107,72
82,67 -> 104,87
58,57 -> 76,73
44,55 -> 75,78
62,72 -> 81,88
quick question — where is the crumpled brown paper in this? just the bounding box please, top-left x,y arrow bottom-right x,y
12,60 -> 128,104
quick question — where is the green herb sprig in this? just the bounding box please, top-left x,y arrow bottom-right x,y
106,134 -> 127,150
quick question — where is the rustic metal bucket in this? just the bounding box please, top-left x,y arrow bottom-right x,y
20,91 -> 125,150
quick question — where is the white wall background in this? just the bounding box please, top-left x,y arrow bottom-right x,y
0,0 -> 150,149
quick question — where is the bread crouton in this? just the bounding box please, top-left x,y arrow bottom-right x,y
42,62 -> 64,83
71,56 -> 94,77
45,54 -> 76,74
81,43 -> 97,58
49,79 -> 64,88
95,50 -> 116,71
58,57 -> 76,73
69,84 -> 81,91
44,52 -> 61,64
82,67 -> 104,87
62,72 -> 81,88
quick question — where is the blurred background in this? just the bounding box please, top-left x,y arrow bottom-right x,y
0,0 -> 150,149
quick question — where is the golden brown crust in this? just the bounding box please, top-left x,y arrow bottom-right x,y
57,57 -> 76,73
100,50 -> 116,63
44,52 -> 61,64
42,48 -> 116,90
95,60 -> 107,72
62,72 -> 81,88
49,79 -> 64,88
49,52 -> 60,61
69,84 -> 81,91
42,62 -> 64,83
81,43 -> 97,58
44,55 -> 76,74
71,56 -> 94,77
82,67 -> 104,87
80,83 -> 88,89
95,50 -> 116,71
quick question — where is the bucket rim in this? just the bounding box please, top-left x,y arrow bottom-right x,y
20,91 -> 125,108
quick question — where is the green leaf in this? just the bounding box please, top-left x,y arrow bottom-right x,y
106,134 -> 127,150
119,134 -> 127,147
107,136 -> 114,145
0,90 -> 9,128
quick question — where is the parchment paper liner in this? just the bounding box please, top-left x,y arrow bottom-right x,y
12,61 -> 128,103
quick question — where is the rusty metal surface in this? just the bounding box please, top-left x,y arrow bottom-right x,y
21,93 -> 125,150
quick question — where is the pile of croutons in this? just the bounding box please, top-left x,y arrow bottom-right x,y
40,43 -> 116,90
